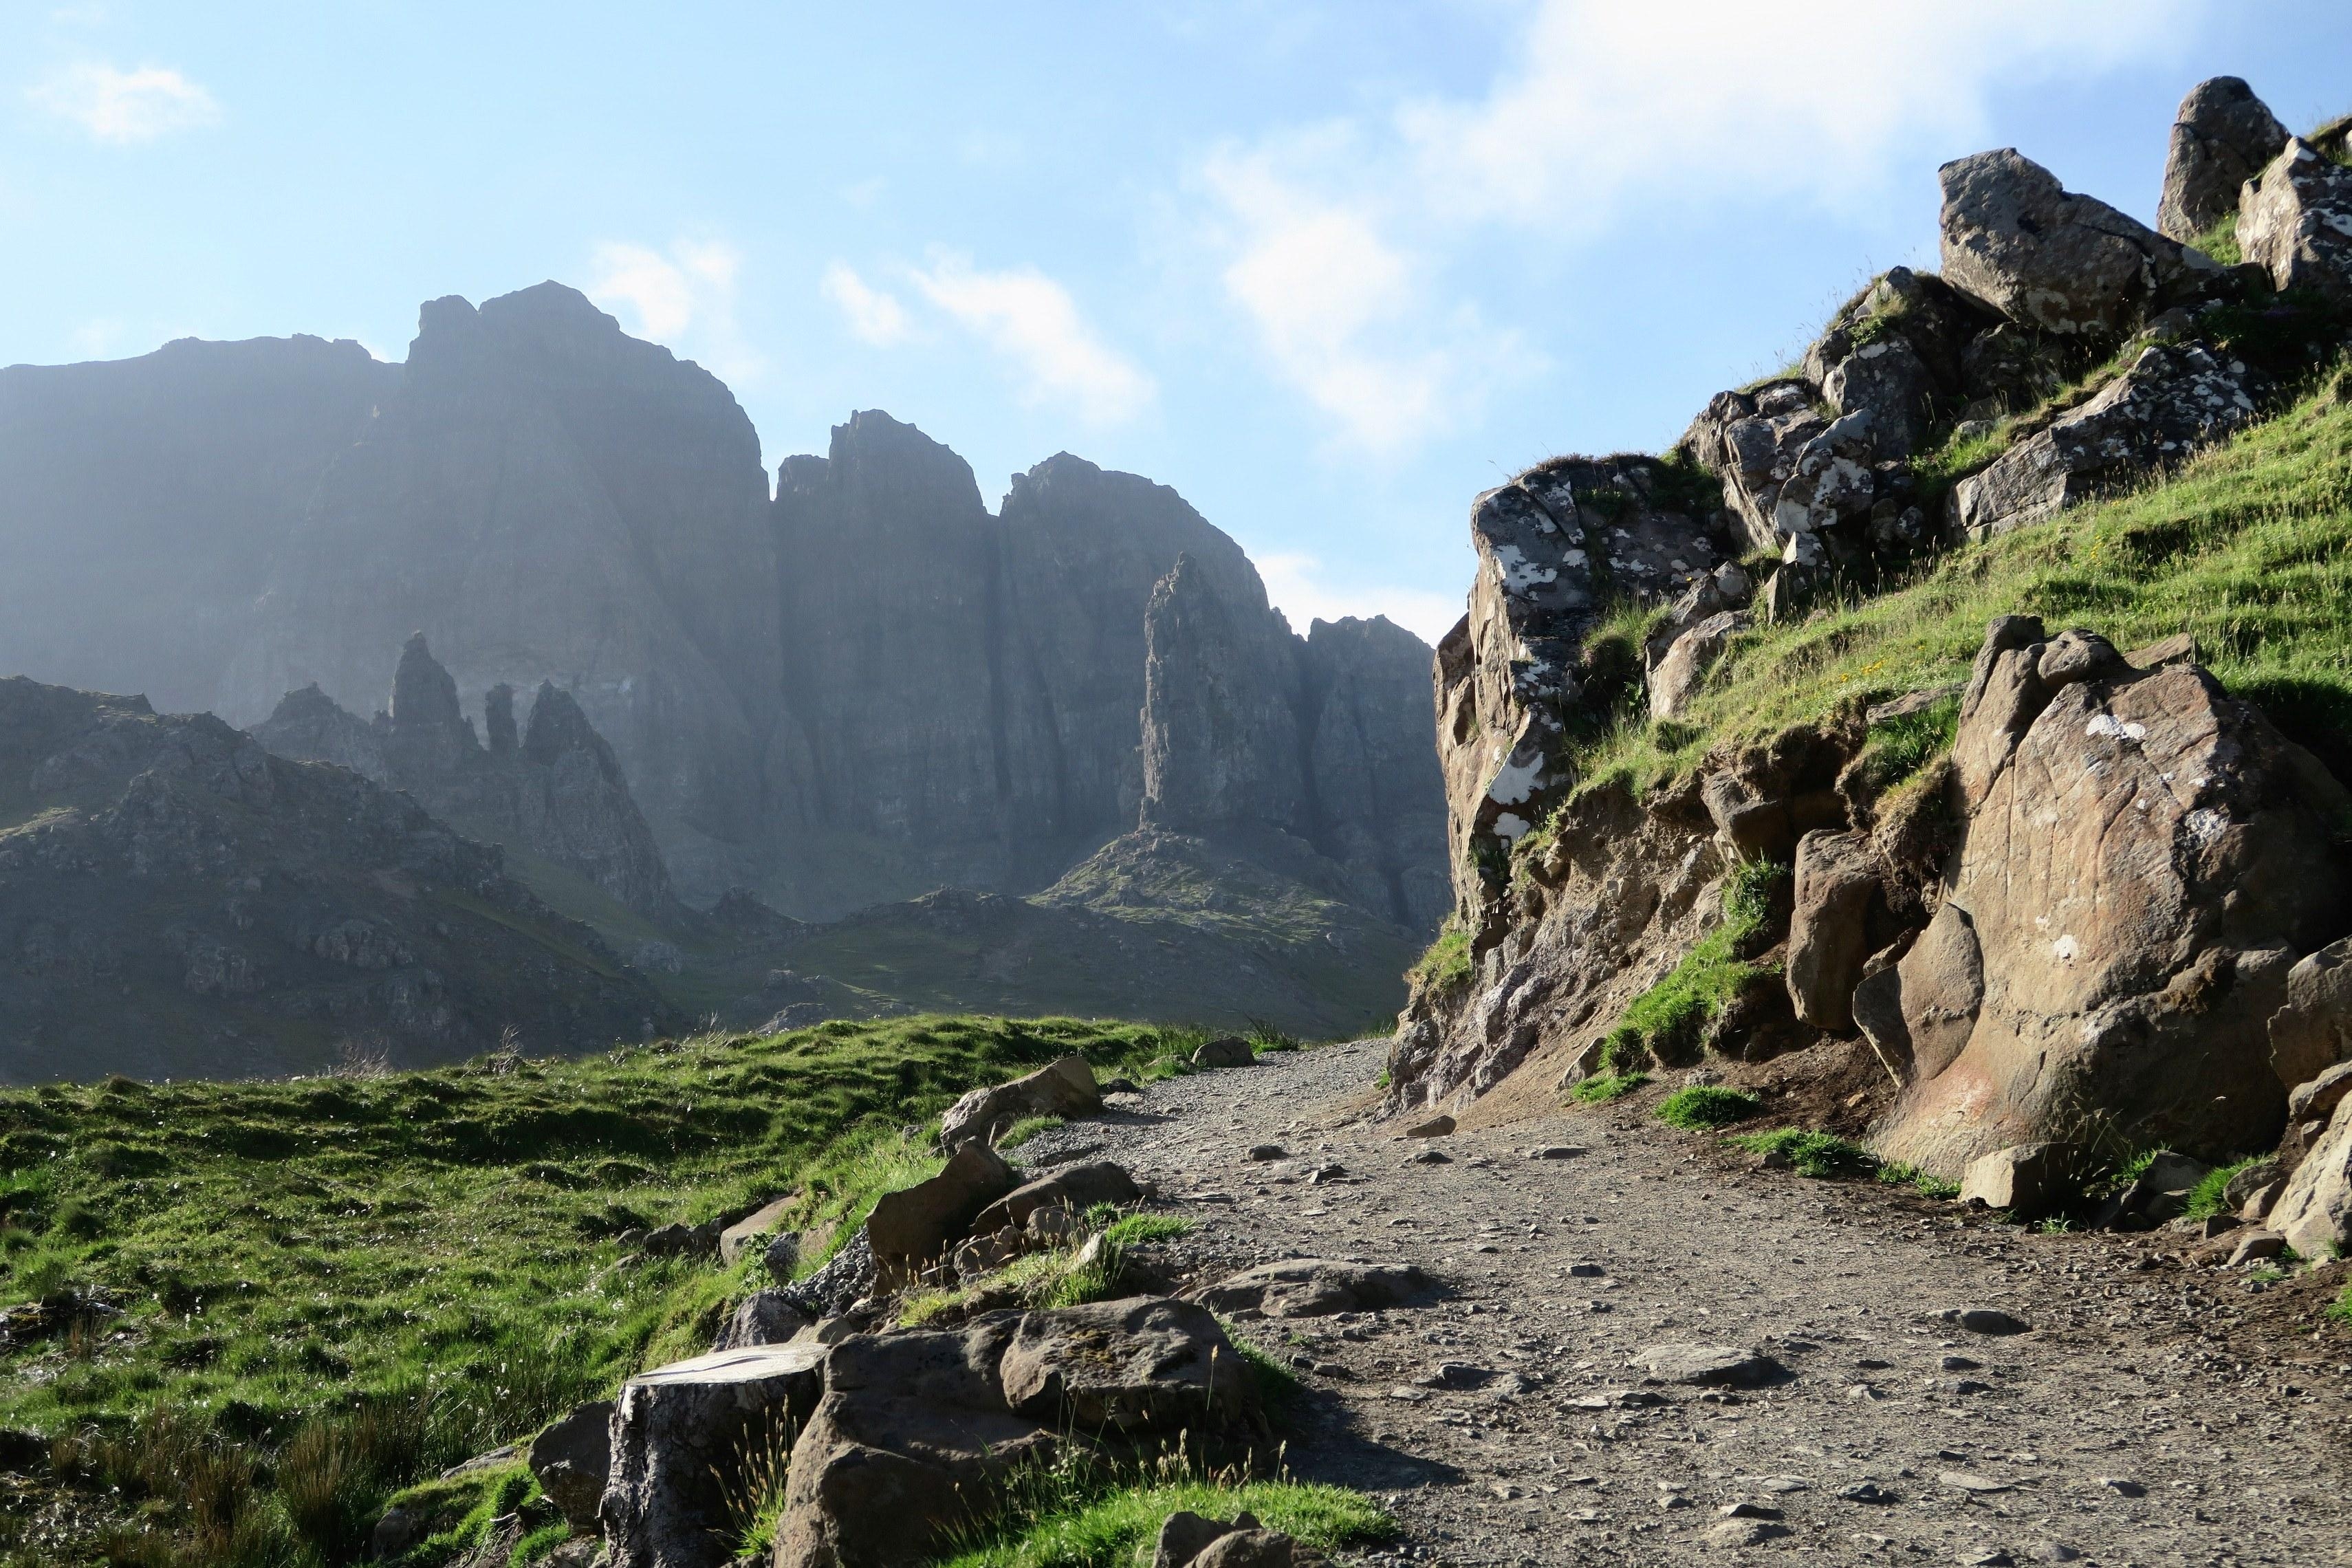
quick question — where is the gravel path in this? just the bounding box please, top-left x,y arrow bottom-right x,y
1014,1041 -> 2352,1568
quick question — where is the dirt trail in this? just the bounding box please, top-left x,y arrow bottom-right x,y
1015,1041 -> 2352,1567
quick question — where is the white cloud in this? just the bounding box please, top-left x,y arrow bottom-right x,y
907,252 -> 1155,425
586,238 -> 764,383
1197,0 -> 2202,453
30,62 -> 218,144
822,262 -> 913,347
1257,550 -> 1465,647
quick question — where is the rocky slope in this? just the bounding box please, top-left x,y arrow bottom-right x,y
0,301 -> 1445,941
1397,76 -> 2352,1233
0,676 -> 677,1082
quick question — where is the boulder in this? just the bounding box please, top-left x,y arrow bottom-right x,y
938,1055 -> 1101,1151
719,1196 -> 798,1266
1938,147 -> 2221,338
864,1144 -> 1016,1287
2267,1095 -> 2352,1259
527,1400 -> 615,1532
2157,77 -> 2291,243
1785,831 -> 1879,1032
1402,1113 -> 1456,1138
1874,622 -> 2351,1178
2238,139 -> 2352,307
604,1343 -> 829,1568
711,1290 -> 814,1353
1191,1259 -> 1428,1318
1950,343 -> 2265,543
999,1297 -> 1257,1431
1193,1036 -> 1255,1069
1680,382 -> 1829,556
1650,611 -> 1748,721
2289,1060 -> 2352,1126
970,1161 -> 1144,1237
2272,938 -> 2352,1092
1959,1144 -> 2065,1217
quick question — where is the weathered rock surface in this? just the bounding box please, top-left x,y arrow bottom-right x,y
1648,611 -> 1747,721
938,1055 -> 1102,1151
2267,1096 -> 2352,1259
0,677 -> 675,1082
2237,138 -> 2352,307
710,1290 -> 814,1352
970,1161 -> 1142,1237
864,1144 -> 1016,1287
526,1400 -> 613,1532
2269,938 -> 2352,1093
998,1297 -> 1254,1430
253,635 -> 679,918
1951,343 -> 2264,542
1785,831 -> 1878,1032
1939,148 -> 2221,338
2157,77 -> 2292,243
1875,620 -> 2351,1177
1959,1144 -> 2065,1217
605,1342 -> 828,1568
1192,1258 -> 1428,1317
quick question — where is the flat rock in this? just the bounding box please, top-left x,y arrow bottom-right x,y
1193,1258 -> 1428,1318
1631,1343 -> 1782,1387
1402,1113 -> 1456,1137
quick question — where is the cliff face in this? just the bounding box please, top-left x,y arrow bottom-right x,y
0,676 -> 676,1082
250,635 -> 679,920
0,287 -> 1446,943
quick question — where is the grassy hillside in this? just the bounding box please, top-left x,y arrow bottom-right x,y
1572,360 -> 2352,798
0,1016 -> 1222,1568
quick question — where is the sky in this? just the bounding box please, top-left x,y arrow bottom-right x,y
5,2 -> 2349,646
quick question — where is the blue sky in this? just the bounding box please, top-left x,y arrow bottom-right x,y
6,2 -> 2348,644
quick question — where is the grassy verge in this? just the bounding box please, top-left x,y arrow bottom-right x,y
1572,364 -> 2352,797
1728,1127 -> 1875,1178
1654,1086 -> 1762,1130
0,1014 -> 1215,1568
1596,860 -> 1783,1070
1569,1071 -> 1651,1104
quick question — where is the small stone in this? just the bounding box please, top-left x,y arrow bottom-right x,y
1946,1308 -> 2029,1336
1706,1519 -> 1789,1549
1192,1037 -> 1254,1069
1491,1482 -> 1522,1500
1755,1477 -> 1810,1494
1717,1502 -> 1783,1520
1404,1114 -> 1457,1138
1527,1145 -> 1587,1159
1247,1144 -> 1287,1162
1632,1343 -> 1781,1386
1308,1163 -> 1346,1184
2028,1546 -> 2081,1564
1845,1383 -> 1885,1402
1472,1243 -> 1501,1254
2096,1477 -> 2146,1498
1939,1355 -> 1981,1371
2226,1229 -> 2286,1267
1566,1262 -> 1604,1277
1938,1471 -> 2013,1493
1958,1551 -> 2016,1567
1386,1386 -> 1430,1402
1406,1149 -> 1452,1166
1839,1482 -> 1894,1504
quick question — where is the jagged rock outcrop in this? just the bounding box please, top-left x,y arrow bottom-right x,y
0,677 -> 675,1082
2237,139 -> 2352,307
252,635 -> 678,919
2158,76 -> 2291,243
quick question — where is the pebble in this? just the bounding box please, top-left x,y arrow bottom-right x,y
1946,1307 -> 2030,1336
1940,1354 -> 1983,1371
1527,1145 -> 1587,1159
2028,1546 -> 2080,1563
1406,1149 -> 1452,1166
1385,1386 -> 1430,1402
1939,1471 -> 2014,1493
2095,1477 -> 2146,1498
1566,1262 -> 1605,1277
1247,1144 -> 1287,1162
1840,1482 -> 1894,1504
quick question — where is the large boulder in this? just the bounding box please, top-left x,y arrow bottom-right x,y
1950,342 -> 2265,543
864,1144 -> 1016,1289
1939,148 -> 2222,338
2237,139 -> 2352,307
527,1400 -> 614,1533
603,1344 -> 828,1568
1873,621 -> 2351,1177
1784,831 -> 1879,1032
1156,1513 -> 1332,1568
970,1161 -> 1144,1237
2157,77 -> 2291,243
2271,1096 -> 2352,1257
938,1055 -> 1101,1151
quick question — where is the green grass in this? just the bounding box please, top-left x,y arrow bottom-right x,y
2186,1155 -> 2267,1220
1596,860 -> 1783,1069
1728,1128 -> 1878,1179
1875,1159 -> 1962,1200
2327,1283 -> 2352,1328
997,1115 -> 1066,1150
1569,1071 -> 1651,1104
1100,1215 -> 1193,1248
0,1014 -> 1215,1568
1571,363 -> 2352,798
1654,1085 -> 1762,1131
2192,207 -> 2243,267
1407,924 -> 1472,994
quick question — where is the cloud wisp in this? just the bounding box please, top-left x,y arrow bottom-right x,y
30,62 -> 219,144
906,252 -> 1155,425
587,239 -> 765,383
821,262 -> 913,347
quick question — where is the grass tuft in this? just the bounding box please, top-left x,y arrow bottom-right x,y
1569,1071 -> 1651,1104
2186,1155 -> 2267,1221
1654,1085 -> 1762,1131
997,1115 -> 1065,1150
1728,1127 -> 1877,1179
1407,925 -> 1473,994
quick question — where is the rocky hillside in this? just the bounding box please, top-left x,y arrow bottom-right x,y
1400,78 -> 2352,1212
0,677 -> 677,1083
0,297 -> 1446,935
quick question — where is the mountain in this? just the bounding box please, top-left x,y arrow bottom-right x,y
0,676 -> 678,1083
0,290 -> 1446,946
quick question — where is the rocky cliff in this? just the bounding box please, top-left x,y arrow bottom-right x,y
1396,78 -> 2352,1210
0,299 -> 1445,949
0,676 -> 677,1082
250,634 -> 680,921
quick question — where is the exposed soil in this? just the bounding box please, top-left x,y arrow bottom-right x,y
1018,1041 -> 2352,1568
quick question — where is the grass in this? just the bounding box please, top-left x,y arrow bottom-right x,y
1728,1128 -> 1877,1179
1100,1215 -> 1193,1248
1569,1071 -> 1651,1104
1654,1085 -> 1762,1131
1406,924 -> 1472,994
2186,1156 -> 2269,1221
997,1115 -> 1066,1150
2327,1283 -> 2352,1328
1595,860 -> 1783,1069
2192,207 -> 2243,267
933,1439 -> 1391,1568
1875,1159 -> 1963,1200
0,1014 -> 1221,1568
1571,361 -> 2352,798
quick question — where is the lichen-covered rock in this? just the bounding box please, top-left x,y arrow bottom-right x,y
937,1055 -> 1101,1151
2157,77 -> 2291,243
1950,342 -> 2264,543
1873,620 -> 2352,1177
1800,267 -> 1992,457
2237,138 -> 2352,307
1939,147 -> 2223,338
604,1343 -> 828,1568
1679,380 -> 1827,556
